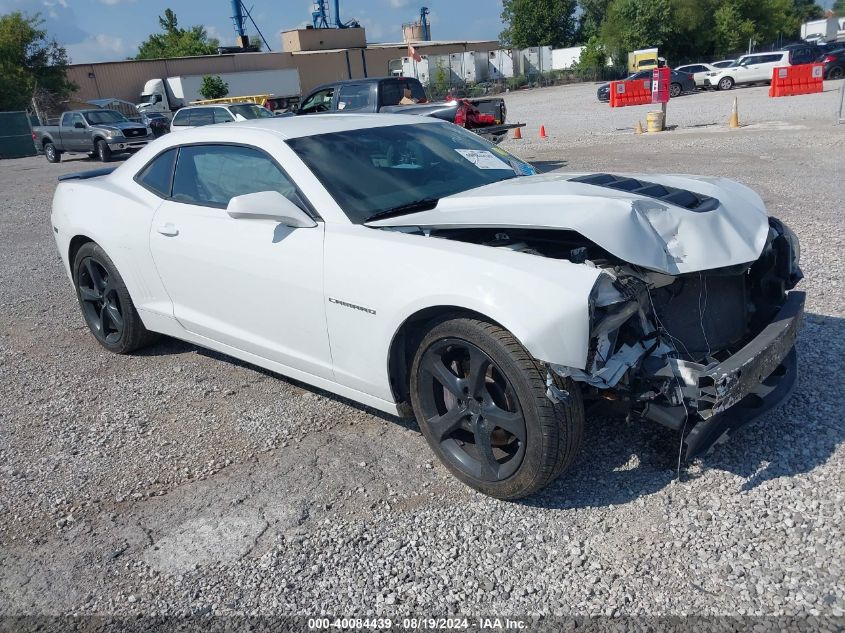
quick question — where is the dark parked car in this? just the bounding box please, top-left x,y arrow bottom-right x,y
818,48 -> 845,80
141,111 -> 170,137
597,69 -> 696,102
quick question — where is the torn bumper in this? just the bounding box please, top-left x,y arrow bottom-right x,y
684,290 -> 805,458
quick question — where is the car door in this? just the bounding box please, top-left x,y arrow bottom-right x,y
336,83 -> 373,112
66,113 -> 86,151
148,143 -> 333,379
297,87 -> 336,114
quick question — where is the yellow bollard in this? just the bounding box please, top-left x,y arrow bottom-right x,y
729,97 -> 740,128
635,120 -> 644,135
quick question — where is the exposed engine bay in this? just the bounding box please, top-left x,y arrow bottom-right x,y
428,218 -> 804,458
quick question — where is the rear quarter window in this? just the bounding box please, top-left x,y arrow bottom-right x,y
135,148 -> 177,198
172,110 -> 190,126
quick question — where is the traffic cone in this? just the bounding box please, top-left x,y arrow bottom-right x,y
539,125 -> 548,138
512,126 -> 522,140
729,97 -> 740,128
635,120 -> 644,135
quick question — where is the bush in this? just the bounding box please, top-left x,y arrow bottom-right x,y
199,75 -> 229,100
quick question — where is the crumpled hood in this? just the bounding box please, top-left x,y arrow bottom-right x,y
366,172 -> 771,275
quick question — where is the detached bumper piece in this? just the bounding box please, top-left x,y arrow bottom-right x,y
684,290 -> 805,459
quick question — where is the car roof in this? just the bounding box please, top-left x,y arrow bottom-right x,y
309,76 -> 418,92
165,113 -> 443,141
177,102 -> 263,110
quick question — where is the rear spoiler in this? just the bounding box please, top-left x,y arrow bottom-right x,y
57,167 -> 116,182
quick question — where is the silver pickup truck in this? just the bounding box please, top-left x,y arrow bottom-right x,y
32,109 -> 154,163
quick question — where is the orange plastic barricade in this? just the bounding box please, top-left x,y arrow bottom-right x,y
770,64 -> 824,98
609,79 -> 652,107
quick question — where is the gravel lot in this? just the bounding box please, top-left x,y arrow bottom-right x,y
1,81 -> 843,623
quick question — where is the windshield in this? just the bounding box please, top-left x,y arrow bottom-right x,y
229,104 -> 274,120
83,110 -> 128,125
286,123 -> 534,224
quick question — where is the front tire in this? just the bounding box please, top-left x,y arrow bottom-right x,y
44,142 -> 60,163
718,76 -> 734,91
410,317 -> 584,499
96,139 -> 112,162
72,242 -> 157,354
669,82 -> 682,98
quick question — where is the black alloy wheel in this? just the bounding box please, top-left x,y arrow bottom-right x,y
417,338 -> 527,482
410,317 -> 584,499
77,256 -> 124,346
72,242 -> 157,354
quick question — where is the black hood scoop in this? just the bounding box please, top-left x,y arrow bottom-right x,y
570,173 -> 720,213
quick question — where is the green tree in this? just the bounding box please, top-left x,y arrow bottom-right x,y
500,0 -> 579,48
713,2 -> 756,56
833,0 -> 845,16
793,0 -> 824,21
0,12 -> 75,112
136,9 -> 219,59
199,75 -> 228,99
573,35 -> 608,79
600,0 -> 675,63
577,0 -> 613,41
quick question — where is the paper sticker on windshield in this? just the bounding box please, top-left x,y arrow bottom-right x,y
454,149 -> 511,170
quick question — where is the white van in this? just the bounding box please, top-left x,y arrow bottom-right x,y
704,51 -> 791,90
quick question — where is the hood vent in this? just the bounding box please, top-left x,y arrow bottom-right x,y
570,173 -> 719,213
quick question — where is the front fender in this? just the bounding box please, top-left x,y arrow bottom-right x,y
324,224 -> 601,402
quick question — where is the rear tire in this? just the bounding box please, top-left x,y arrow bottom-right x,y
718,76 -> 734,91
96,139 -> 112,162
44,142 -> 60,163
829,67 -> 844,80
410,317 -> 584,500
72,242 -> 158,354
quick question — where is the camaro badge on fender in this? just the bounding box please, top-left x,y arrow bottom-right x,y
329,297 -> 376,315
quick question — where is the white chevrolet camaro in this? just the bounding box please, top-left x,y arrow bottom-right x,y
51,114 -> 804,499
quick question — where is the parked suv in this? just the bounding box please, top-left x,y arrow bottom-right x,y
170,102 -> 273,132
704,51 -> 791,90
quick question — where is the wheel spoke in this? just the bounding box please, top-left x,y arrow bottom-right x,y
466,347 -> 491,398
425,351 -> 465,397
104,301 -> 123,331
428,406 -> 468,442
473,419 -> 499,479
79,286 -> 101,302
482,405 -> 526,443
85,259 -> 105,291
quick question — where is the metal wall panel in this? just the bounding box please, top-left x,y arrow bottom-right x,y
0,111 -> 37,159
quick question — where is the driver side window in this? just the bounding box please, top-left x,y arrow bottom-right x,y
171,144 -> 307,211
299,88 -> 334,114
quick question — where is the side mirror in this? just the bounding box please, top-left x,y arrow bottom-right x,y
74,122 -> 85,129
227,191 -> 316,228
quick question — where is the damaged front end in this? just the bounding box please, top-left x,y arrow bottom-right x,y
550,217 -> 804,459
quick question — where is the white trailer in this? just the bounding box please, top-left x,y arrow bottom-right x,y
488,49 -> 515,79
801,17 -> 839,43
137,68 -> 301,116
519,46 -> 553,76
461,52 -> 489,83
428,54 -> 460,86
552,46 -> 585,70
401,56 -> 431,85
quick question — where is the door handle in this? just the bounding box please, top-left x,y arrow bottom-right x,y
156,223 -> 179,237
